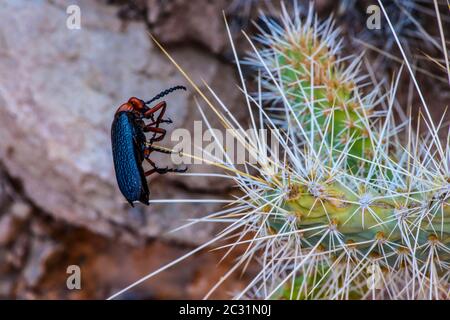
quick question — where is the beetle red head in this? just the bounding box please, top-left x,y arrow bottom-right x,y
128,97 -> 147,112
115,97 -> 148,116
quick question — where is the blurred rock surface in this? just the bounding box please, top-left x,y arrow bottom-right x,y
0,0 -> 245,245
0,193 -> 253,299
146,0 -> 230,54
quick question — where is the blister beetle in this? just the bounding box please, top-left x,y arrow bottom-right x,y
111,86 -> 187,206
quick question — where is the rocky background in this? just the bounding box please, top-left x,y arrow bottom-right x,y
0,0 -> 447,299
0,0 -> 254,299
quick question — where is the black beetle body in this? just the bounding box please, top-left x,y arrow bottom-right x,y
111,86 -> 187,207
111,111 -> 149,206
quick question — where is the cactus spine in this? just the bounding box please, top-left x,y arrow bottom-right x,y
238,5 -> 450,299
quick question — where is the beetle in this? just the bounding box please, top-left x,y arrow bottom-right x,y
111,85 -> 187,206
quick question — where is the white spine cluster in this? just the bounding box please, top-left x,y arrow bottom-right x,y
193,4 -> 450,300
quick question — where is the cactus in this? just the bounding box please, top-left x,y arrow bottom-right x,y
224,4 -> 450,299
247,5 -> 384,174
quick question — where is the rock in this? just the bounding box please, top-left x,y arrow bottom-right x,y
143,0 -> 337,57
10,202 -> 32,221
0,201 -> 31,249
0,276 -> 15,298
0,0 -> 244,245
0,170 -> 11,209
0,214 -> 22,246
9,225 -> 252,299
6,233 -> 29,269
30,219 -> 53,238
23,239 -> 62,288
0,249 -> 12,274
146,0 -> 230,54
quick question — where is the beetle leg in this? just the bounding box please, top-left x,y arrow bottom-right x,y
144,158 -> 187,176
144,101 -> 165,115
159,118 -> 173,124
144,126 -> 166,142
156,166 -> 188,174
145,145 -> 173,155
144,118 -> 172,127
143,125 -> 165,133
144,101 -> 166,121
146,166 -> 188,175
144,101 -> 172,126
143,146 -> 153,158
144,158 -> 158,176
145,169 -> 156,176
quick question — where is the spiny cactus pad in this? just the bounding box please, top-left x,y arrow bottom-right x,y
225,5 -> 450,299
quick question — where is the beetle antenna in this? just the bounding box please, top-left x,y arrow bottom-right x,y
145,85 -> 187,104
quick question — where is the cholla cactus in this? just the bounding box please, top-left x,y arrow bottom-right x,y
206,4 -> 450,299
247,5 -> 385,174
